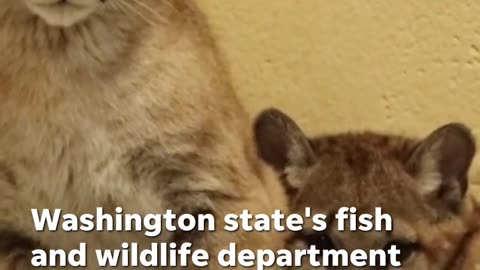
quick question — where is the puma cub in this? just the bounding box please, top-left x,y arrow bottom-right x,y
254,108 -> 478,270
0,0 -> 286,268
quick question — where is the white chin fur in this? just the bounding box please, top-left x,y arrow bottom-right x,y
25,2 -> 98,27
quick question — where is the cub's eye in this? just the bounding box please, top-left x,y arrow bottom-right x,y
304,233 -> 336,251
384,240 -> 420,262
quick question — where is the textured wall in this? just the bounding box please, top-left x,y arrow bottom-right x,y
199,1 -> 480,194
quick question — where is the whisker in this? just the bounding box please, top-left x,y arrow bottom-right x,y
131,0 -> 171,20
120,0 -> 168,25
116,0 -> 161,26
110,1 -> 128,15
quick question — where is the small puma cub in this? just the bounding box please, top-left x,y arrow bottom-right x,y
254,108 -> 479,270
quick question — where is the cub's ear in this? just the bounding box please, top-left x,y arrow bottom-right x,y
407,123 -> 476,213
254,108 -> 315,191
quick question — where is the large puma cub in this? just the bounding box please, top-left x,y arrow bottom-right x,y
0,0 -> 286,268
254,108 -> 478,270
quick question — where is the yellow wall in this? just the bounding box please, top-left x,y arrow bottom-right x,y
199,1 -> 480,194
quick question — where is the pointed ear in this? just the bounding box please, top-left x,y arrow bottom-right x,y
254,108 -> 315,190
407,123 -> 476,213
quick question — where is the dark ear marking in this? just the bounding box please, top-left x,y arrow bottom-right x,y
254,109 -> 289,172
407,123 -> 476,212
254,108 -> 315,191
254,108 -> 315,171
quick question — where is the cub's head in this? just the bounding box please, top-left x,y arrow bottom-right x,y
254,108 -> 477,269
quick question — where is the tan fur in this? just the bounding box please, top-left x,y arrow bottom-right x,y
296,133 -> 477,269
254,108 -> 478,270
461,232 -> 480,270
0,1 -> 287,269
456,198 -> 480,270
